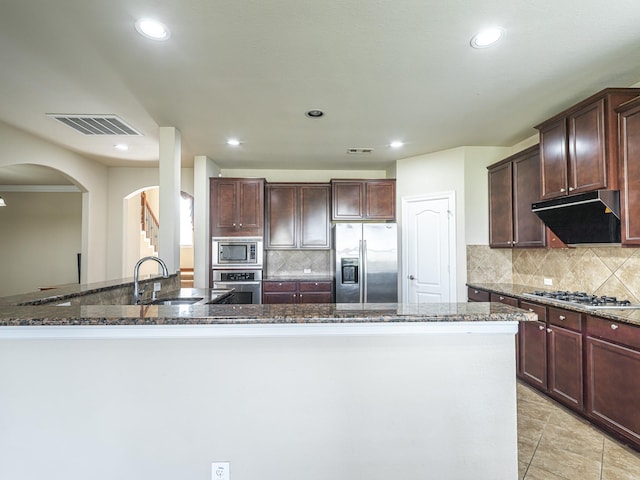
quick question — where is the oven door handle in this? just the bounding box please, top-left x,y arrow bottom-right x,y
214,281 -> 262,286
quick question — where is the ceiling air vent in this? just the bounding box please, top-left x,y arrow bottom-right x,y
347,148 -> 374,154
47,114 -> 142,136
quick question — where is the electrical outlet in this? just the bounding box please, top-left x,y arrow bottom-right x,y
153,282 -> 161,292
303,268 -> 311,274
544,278 -> 553,286
212,462 -> 230,480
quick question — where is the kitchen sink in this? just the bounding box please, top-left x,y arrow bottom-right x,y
149,297 -> 204,305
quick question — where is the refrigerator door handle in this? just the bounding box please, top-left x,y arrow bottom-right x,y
362,239 -> 367,302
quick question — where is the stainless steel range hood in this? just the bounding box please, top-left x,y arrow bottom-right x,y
531,190 -> 621,245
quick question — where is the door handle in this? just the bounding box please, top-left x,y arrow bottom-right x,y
409,275 -> 416,280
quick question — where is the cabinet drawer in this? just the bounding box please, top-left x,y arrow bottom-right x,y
549,307 -> 582,332
586,315 -> 640,350
519,300 -> 547,322
262,281 -> 297,292
467,287 -> 490,302
299,281 -> 332,292
490,293 -> 518,307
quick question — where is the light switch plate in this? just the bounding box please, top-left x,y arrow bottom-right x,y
212,462 -> 230,480
543,278 -> 553,286
153,282 -> 161,292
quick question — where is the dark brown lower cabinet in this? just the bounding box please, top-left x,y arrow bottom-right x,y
467,286 -> 640,450
520,320 -> 548,390
586,316 -> 640,446
263,280 -> 333,304
546,307 -> 583,410
548,325 -> 583,410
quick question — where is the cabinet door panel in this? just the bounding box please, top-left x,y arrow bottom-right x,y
263,281 -> 297,292
365,181 -> 395,219
237,180 -> 264,232
298,281 -> 333,292
262,292 -> 297,304
299,185 -> 330,249
548,326 -> 583,410
521,320 -> 548,390
540,119 -> 568,199
619,100 -> 640,244
299,292 -> 332,303
513,149 -> 545,247
488,162 -> 514,247
467,287 -> 490,302
266,185 -> 297,248
586,337 -> 640,444
332,181 -> 363,219
212,180 -> 238,230
569,100 -> 606,193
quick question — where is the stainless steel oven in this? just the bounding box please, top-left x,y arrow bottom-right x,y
212,237 -> 263,268
212,269 -> 262,304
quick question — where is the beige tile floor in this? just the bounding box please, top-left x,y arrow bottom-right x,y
517,381 -> 640,480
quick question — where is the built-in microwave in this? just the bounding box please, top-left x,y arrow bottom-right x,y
212,237 -> 263,267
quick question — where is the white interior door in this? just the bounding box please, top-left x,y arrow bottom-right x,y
402,193 -> 456,303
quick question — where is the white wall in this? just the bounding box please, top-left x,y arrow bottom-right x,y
0,192 -> 82,295
396,146 -> 511,299
0,121 -> 108,284
0,332 -> 517,480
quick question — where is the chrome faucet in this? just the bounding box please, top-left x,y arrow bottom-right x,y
133,256 -> 170,304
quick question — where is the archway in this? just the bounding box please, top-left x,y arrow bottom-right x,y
0,164 -> 83,295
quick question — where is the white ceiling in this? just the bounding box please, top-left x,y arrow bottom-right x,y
1,0 -> 640,177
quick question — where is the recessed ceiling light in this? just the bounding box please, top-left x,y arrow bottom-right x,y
470,27 -> 504,48
227,138 -> 240,146
390,141 -> 404,148
135,18 -> 170,41
114,143 -> 129,151
305,109 -> 324,118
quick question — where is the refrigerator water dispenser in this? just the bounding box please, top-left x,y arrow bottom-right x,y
341,258 -> 359,284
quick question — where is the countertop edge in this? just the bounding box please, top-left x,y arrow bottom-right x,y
0,321 -> 519,339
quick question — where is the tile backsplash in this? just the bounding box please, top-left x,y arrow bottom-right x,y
265,250 -> 332,278
467,245 -> 640,303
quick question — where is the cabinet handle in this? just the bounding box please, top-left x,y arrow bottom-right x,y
528,308 -> 534,312
568,187 -> 575,191
611,324 -> 619,330
315,282 -> 318,286
538,325 -> 545,331
547,328 -> 552,333
232,223 -> 237,227
559,315 -> 566,321
239,223 -> 243,227
499,296 -> 505,300
560,188 -> 566,192
474,290 -> 479,294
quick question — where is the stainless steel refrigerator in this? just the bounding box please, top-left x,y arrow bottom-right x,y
334,223 -> 398,303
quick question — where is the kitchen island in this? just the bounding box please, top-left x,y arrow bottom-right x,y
0,283 -> 533,480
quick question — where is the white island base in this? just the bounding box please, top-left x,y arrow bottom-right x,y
0,322 -> 518,480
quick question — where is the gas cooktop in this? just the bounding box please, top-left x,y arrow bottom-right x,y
524,290 -> 640,310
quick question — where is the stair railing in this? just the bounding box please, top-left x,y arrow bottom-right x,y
141,191 -> 159,253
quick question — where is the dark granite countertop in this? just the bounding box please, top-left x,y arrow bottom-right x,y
467,282 -> 640,327
0,301 -> 532,327
263,276 -> 334,282
0,274 -> 180,306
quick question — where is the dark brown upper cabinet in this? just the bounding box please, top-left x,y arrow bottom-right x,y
616,96 -> 640,245
265,183 -> 331,250
331,179 -> 395,221
210,178 -> 265,237
488,145 -> 546,248
535,88 -> 640,200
